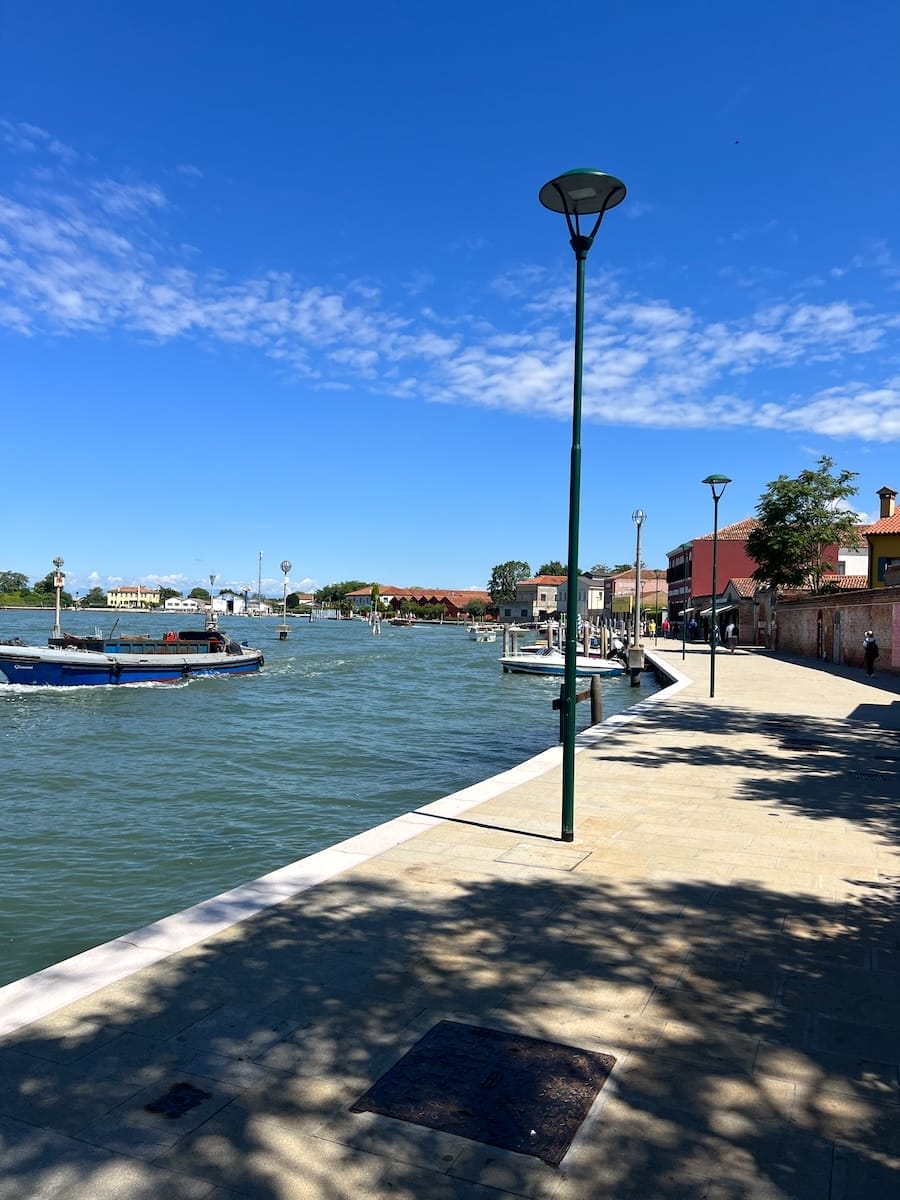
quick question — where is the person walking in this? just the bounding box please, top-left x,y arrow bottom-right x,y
725,620 -> 737,653
863,630 -> 879,677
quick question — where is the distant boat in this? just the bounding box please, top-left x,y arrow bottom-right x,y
389,617 -> 416,627
499,647 -> 624,677
0,615 -> 264,687
467,625 -> 497,643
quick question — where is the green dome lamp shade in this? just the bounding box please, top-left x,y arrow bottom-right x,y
539,169 -> 627,244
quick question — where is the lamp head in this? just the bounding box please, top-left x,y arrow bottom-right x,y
281,560 -> 292,575
631,508 -> 647,527
702,474 -> 732,501
539,169 -> 626,216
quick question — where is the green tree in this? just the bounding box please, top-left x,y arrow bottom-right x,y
463,598 -> 486,618
487,560 -> 531,603
537,560 -> 565,575
159,587 -> 181,604
315,580 -> 367,605
189,587 -> 210,601
83,587 -> 107,607
746,456 -> 862,594
588,563 -> 611,576
0,571 -> 28,594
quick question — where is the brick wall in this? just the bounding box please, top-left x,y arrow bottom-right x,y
775,586 -> 899,672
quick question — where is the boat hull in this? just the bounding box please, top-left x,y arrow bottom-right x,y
0,645 -> 264,686
500,653 -> 624,677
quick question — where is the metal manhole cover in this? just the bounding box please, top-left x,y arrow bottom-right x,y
349,1020 -> 616,1166
145,1081 -> 211,1119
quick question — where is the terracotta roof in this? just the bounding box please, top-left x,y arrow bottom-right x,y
694,517 -> 759,542
821,574 -> 869,590
862,513 -> 900,534
522,575 -> 567,586
727,577 -> 758,597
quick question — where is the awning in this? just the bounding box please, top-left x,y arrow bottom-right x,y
699,603 -> 736,618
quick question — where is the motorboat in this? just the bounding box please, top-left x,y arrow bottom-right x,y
0,615 -> 264,687
499,647 -> 625,677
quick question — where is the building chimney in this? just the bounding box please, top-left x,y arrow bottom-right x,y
877,486 -> 896,519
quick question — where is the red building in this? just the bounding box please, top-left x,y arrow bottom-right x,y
667,518 -> 760,622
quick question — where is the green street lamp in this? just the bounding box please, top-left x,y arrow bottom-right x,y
540,168 -> 626,842
701,474 -> 731,697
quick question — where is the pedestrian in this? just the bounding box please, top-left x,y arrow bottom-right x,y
688,617 -> 698,642
863,630 -> 879,677
725,620 -> 737,653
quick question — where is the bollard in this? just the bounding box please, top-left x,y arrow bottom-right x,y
590,674 -> 603,724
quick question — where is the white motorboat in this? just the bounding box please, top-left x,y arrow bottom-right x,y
499,647 -> 625,677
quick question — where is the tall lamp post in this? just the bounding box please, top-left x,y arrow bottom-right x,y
52,556 -> 65,639
632,509 -> 646,647
701,474 -> 731,698
540,168 -> 626,842
677,542 -> 692,661
279,560 -> 292,640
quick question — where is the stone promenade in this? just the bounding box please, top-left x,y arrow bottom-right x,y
2,646 -> 900,1199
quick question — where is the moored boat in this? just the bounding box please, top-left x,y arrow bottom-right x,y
0,616 -> 264,687
499,647 -> 624,677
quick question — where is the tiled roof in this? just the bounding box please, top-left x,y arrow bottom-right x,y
821,574 -> 869,590
694,517 -> 759,541
522,575 -> 567,586
727,577 -> 758,597
862,513 -> 900,534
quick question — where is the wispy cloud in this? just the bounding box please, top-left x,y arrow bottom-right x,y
1,137 -> 899,442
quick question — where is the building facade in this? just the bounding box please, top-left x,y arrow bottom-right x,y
106,585 -> 161,609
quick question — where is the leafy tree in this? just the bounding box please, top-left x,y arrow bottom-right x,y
32,572 -> 57,595
537,560 -> 566,576
189,587 -> 211,601
315,580 -> 367,605
488,560 -> 531,603
83,587 -> 107,607
613,563 -> 635,574
0,571 -> 28,593
588,563 -> 611,576
158,587 -> 181,603
746,456 -> 862,593
463,598 -> 486,618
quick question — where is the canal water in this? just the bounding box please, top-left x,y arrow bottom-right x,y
0,609 -> 659,986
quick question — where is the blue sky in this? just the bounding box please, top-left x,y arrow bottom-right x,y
2,2 -> 898,598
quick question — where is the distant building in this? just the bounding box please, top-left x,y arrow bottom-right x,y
498,575 -> 566,623
163,597 -> 201,614
863,486 -> 900,587
106,585 -> 160,609
345,585 -> 492,619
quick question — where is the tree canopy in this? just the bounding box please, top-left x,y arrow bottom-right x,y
745,456 -> 862,593
487,560 -> 531,603
0,571 -> 28,594
537,560 -> 565,576
315,580 -> 368,605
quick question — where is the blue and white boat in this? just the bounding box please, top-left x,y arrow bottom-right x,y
0,614 -> 264,687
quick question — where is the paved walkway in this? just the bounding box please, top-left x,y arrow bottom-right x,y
2,647 -> 900,1199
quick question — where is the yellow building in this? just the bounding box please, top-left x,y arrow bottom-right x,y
865,486 -> 900,587
106,585 -> 161,609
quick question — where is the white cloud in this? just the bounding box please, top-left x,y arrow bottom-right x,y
0,143 -> 899,444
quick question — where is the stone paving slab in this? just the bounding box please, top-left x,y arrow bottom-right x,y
2,646 -> 900,1197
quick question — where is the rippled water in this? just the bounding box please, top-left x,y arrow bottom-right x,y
0,609 -> 658,985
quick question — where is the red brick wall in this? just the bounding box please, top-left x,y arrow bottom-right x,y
775,587 -> 899,672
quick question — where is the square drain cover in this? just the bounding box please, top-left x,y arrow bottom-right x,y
350,1019 -> 616,1165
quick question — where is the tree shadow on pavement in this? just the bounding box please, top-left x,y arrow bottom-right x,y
1,861 -> 899,1198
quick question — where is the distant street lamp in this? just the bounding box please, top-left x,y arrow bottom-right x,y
702,475 -> 731,697
678,542 -> 692,661
279,560 -> 292,640
540,167 -> 626,843
51,556 -> 65,638
632,509 -> 646,647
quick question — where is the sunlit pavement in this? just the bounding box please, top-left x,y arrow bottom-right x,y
2,644 -> 900,1198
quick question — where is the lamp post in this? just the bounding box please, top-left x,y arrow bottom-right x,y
677,542 -> 691,661
701,475 -> 731,697
279,559 -> 292,640
540,168 -> 626,842
632,509 -> 646,646
52,556 -> 65,639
